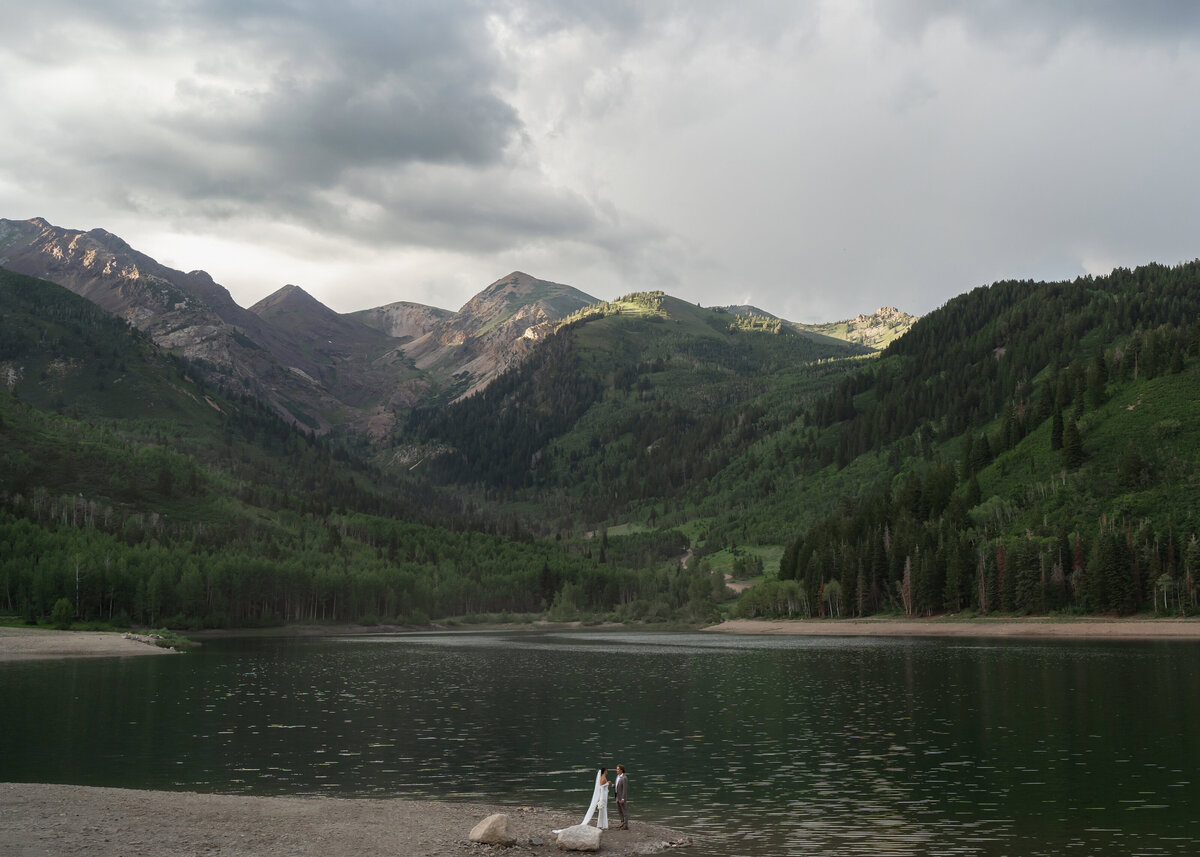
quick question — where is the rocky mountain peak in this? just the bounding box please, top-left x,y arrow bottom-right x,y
854,305 -> 905,324
250,283 -> 336,320
82,226 -> 132,252
460,271 -> 542,311
457,272 -> 596,319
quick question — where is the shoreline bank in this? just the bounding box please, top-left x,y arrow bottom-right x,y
11,617 -> 1199,662
0,626 -> 177,662
185,619 -> 681,640
705,616 -> 1200,639
0,782 -> 689,857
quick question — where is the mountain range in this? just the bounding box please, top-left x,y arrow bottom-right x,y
0,217 -> 915,438
2,213 -> 1199,629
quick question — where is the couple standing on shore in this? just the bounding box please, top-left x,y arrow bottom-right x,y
578,765 -> 628,830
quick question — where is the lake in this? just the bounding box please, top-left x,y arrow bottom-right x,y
2,630 -> 1199,855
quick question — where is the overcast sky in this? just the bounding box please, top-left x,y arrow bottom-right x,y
3,1 -> 1200,321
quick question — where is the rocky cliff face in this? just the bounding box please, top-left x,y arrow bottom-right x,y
248,283 -> 432,433
794,305 -> 918,351
839,306 -> 918,350
0,217 -> 257,368
0,217 -> 324,425
351,301 -> 452,342
401,272 -> 598,399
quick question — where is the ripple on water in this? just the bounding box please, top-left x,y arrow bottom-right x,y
4,631 -> 1200,855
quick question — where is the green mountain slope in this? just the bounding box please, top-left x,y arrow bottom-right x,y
0,267 -> 218,421
0,269 -> 724,627
402,292 -> 868,527
12,248 -> 1200,628
748,263 -> 1200,619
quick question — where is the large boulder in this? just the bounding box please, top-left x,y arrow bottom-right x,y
469,813 -> 516,846
555,824 -> 602,851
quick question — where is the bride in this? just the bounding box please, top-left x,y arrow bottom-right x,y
556,768 -> 610,831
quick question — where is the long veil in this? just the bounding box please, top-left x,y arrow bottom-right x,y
580,769 -> 604,826
553,770 -> 604,833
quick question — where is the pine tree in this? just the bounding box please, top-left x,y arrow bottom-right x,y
1104,529 -> 1137,614
1050,408 -> 1064,451
944,541 -> 964,612
1117,442 -> 1145,490
1062,417 -> 1084,469
1087,350 -> 1108,410
1170,345 -> 1185,374
976,549 -> 990,614
966,474 -> 981,508
999,541 -> 1016,611
1014,538 -> 1043,613
1185,535 -> 1200,609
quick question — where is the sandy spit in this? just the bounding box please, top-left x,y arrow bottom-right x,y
0,783 -> 690,857
706,617 -> 1200,639
0,626 -> 178,662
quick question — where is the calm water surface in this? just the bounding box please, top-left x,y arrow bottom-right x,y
2,630 -> 1199,856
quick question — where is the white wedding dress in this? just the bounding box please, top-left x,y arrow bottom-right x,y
555,770 -> 609,832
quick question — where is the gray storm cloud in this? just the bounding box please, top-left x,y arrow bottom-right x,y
2,1 -> 1200,318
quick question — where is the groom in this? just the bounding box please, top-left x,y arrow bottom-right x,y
614,765 -> 628,829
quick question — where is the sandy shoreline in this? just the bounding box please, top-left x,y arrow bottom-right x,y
0,626 -> 178,662
9,617 -> 1200,664
706,617 -> 1200,639
0,783 -> 689,857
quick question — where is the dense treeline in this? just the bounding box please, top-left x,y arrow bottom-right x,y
0,272 -> 729,628
405,331 -> 604,489
746,510 -> 1197,620
0,390 -> 726,628
811,263 -> 1200,467
0,508 -> 725,628
743,262 -> 1200,619
556,290 -> 668,327
729,312 -> 785,335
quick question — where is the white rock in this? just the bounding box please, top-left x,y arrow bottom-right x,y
469,813 -> 515,846
555,824 -> 602,851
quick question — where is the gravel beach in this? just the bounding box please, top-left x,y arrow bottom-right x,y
0,783 -> 691,857
0,626 -> 178,662
706,616 -> 1200,638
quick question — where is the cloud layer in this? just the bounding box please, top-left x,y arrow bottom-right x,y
3,1 -> 1200,318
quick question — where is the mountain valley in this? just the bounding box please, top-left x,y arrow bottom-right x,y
4,215 -> 1198,630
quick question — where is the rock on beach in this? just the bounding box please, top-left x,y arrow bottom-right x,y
555,823 -> 602,851
470,812 -> 516,845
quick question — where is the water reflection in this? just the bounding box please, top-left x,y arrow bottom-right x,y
2,631 -> 1199,856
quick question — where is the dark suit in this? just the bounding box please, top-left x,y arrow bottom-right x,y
615,773 -> 628,827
